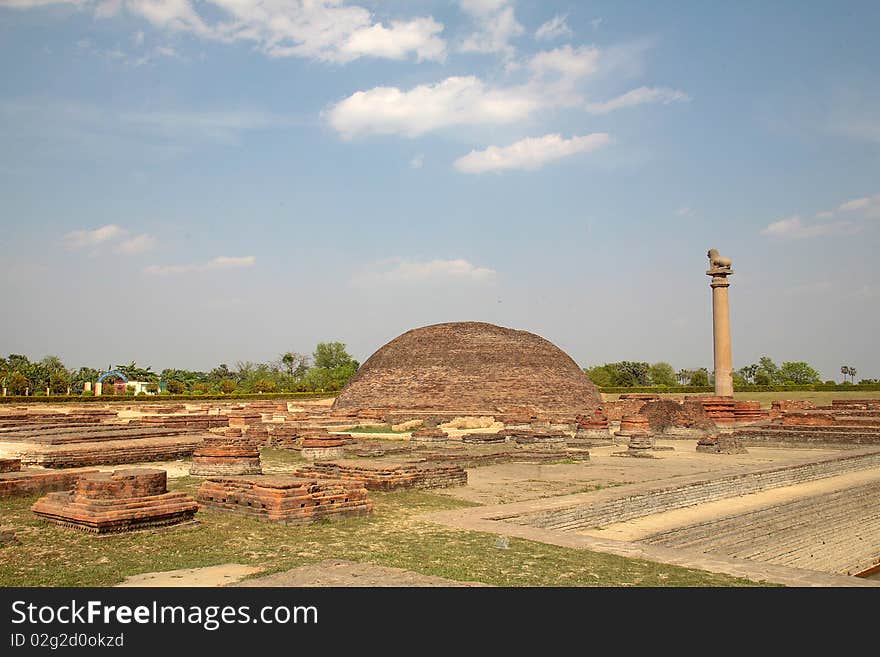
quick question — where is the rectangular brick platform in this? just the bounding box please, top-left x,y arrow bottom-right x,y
292,460 -> 467,491
0,467 -> 98,498
31,469 -> 198,534
197,475 -> 373,524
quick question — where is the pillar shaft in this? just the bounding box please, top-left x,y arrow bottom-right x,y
706,249 -> 734,397
711,283 -> 733,396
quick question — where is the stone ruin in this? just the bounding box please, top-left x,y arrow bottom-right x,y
696,433 -> 748,454
300,431 -> 348,461
292,460 -> 468,491
331,321 -> 602,418
696,396 -> 737,428
615,415 -> 651,442
31,468 -> 198,534
574,410 -> 611,441
409,427 -> 449,443
196,475 -> 372,525
189,433 -> 262,477
734,399 -> 880,448
0,458 -> 99,498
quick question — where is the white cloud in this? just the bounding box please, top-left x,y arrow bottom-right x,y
0,0 -> 82,7
336,17 -> 446,63
586,86 -> 690,114
535,14 -> 572,41
116,234 -> 156,254
409,153 -> 424,169
353,258 -> 496,286
64,224 -> 125,249
327,76 -> 540,139
590,18 -> 603,30
454,132 -> 611,174
459,0 -> 523,58
528,45 -> 600,82
838,194 -> 880,218
327,44 -> 688,139
5,0 -> 447,64
760,215 -> 859,240
144,255 -> 255,276
131,30 -> 145,47
676,206 -> 694,217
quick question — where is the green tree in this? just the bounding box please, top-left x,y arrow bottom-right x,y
250,378 -> 277,393
778,361 -> 821,385
218,379 -> 237,394
280,352 -> 310,378
584,365 -> 615,387
687,368 -> 710,387
166,379 -> 186,394
7,371 -> 28,395
313,342 -> 357,370
648,362 -> 677,387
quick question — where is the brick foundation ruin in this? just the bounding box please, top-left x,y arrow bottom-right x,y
196,475 -> 372,524
409,427 -> 449,443
0,460 -> 99,498
292,460 -> 467,491
696,433 -> 748,454
190,436 -> 262,476
31,468 -> 198,534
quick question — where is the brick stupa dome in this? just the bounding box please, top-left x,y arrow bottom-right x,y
332,322 -> 601,417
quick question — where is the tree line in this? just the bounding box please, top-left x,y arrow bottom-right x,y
585,357 -> 876,387
0,342 -> 360,396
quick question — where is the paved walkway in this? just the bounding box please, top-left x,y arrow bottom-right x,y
423,454 -> 880,587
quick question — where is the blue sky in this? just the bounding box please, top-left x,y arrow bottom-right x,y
1,1 -> 878,380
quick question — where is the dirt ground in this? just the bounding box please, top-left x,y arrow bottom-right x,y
231,559 -> 491,587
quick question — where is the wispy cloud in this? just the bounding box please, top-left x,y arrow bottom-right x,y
352,257 -> 496,286
64,224 -> 125,250
116,234 -> 156,254
534,14 -> 572,41
458,0 -> 523,58
760,215 -> 859,240
409,153 -> 424,169
327,42 -> 683,139
586,86 -> 690,114
5,0 -> 448,64
144,255 -> 256,276
838,194 -> 880,219
454,133 -> 611,174
676,206 -> 695,217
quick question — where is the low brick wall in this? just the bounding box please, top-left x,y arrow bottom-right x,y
0,468 -> 98,498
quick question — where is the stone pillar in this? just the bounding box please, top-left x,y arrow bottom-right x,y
1,387 -> 6,397
84,382 -> 92,392
95,382 -> 103,396
707,249 -> 734,397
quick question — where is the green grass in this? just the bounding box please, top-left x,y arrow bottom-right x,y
0,479 -> 765,587
341,425 -> 413,434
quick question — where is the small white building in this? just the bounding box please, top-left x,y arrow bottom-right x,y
125,381 -> 157,395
